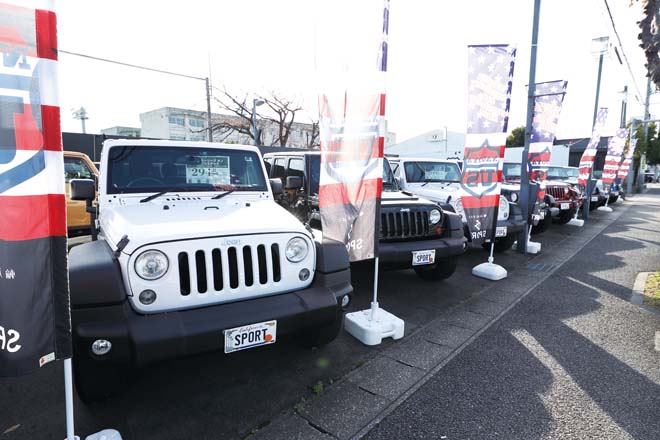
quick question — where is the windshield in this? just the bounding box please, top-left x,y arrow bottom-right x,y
403,161 -> 461,183
566,167 -> 579,178
503,163 -> 521,180
106,145 -> 268,194
546,166 -> 571,180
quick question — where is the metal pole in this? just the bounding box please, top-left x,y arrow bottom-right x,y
252,100 -> 259,146
620,85 -> 628,128
516,0 -> 541,254
64,359 -> 76,440
205,77 -> 213,142
583,52 -> 605,221
626,118 -> 638,195
370,256 -> 380,321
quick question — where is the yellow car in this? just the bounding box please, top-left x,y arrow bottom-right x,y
64,151 -> 99,236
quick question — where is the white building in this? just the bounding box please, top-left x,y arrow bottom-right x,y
385,128 -> 465,159
100,126 -> 141,137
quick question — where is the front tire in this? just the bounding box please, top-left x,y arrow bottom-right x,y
298,311 -> 343,348
531,215 -> 551,235
481,236 -> 516,253
73,353 -> 129,404
414,256 -> 458,281
555,209 -> 574,225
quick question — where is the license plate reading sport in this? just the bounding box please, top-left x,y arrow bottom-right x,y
560,203 -> 570,210
412,250 -> 435,266
496,226 -> 507,237
224,320 -> 277,354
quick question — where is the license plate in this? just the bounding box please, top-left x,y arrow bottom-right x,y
224,320 -> 277,354
560,203 -> 570,210
540,211 -> 545,219
412,250 -> 435,266
496,226 -> 507,237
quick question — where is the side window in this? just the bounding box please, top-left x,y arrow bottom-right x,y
272,157 -> 286,179
287,158 -> 305,179
309,156 -> 320,195
391,162 -> 401,178
263,157 -> 273,176
64,157 -> 94,182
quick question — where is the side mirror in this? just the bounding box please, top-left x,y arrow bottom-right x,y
70,178 -> 96,201
285,176 -> 302,190
269,178 -> 283,196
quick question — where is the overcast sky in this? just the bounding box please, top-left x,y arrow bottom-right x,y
56,0 -> 651,142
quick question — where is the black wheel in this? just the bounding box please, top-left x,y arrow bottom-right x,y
73,353 -> 129,404
531,215 -> 551,235
608,195 -> 619,204
414,256 -> 458,281
298,311 -> 343,348
555,210 -> 574,225
482,236 -> 516,253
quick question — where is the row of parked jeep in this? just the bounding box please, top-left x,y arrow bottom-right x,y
64,140 -> 616,402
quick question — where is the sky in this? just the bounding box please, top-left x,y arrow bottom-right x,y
55,0 -> 652,143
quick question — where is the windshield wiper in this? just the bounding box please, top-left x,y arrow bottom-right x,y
212,189 -> 235,200
140,191 -> 168,203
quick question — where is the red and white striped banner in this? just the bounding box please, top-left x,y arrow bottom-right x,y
617,132 -> 636,181
316,0 -> 388,261
577,108 -> 608,187
0,0 -> 71,376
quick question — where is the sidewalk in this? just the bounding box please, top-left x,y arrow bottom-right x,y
364,188 -> 660,439
251,189 -> 660,439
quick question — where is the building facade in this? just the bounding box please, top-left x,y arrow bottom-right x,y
100,126 -> 141,137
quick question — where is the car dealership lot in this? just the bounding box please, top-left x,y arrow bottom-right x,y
1,205 -> 624,440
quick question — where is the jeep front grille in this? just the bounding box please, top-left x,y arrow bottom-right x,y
177,244 -> 282,295
380,209 -> 430,239
546,186 -> 568,201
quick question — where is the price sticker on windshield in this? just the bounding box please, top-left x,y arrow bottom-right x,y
186,156 -> 230,185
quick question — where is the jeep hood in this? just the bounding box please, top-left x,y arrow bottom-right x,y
101,199 -> 308,254
400,182 -> 460,204
381,190 -> 439,207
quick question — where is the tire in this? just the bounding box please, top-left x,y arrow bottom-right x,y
481,236 -> 516,253
608,195 -> 619,204
531,215 -> 551,235
73,353 -> 129,404
298,311 -> 343,349
555,209 -> 574,225
414,256 -> 458,281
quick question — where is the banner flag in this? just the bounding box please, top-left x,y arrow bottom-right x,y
0,0 -> 72,376
461,44 -> 516,245
602,127 -> 629,193
316,0 -> 388,261
577,108 -> 608,188
617,132 -> 636,181
528,80 -> 568,199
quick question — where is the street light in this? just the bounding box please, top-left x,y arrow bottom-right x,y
583,36 -> 609,221
252,98 -> 265,146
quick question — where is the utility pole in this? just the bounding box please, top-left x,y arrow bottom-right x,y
206,77 -> 213,142
620,85 -> 628,129
72,107 -> 88,134
638,76 -> 653,192
516,0 -> 541,254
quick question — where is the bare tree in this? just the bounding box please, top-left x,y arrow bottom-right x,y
261,92 -> 303,147
212,88 -> 260,144
305,120 -> 320,149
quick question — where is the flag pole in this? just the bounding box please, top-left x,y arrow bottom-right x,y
370,257 -> 380,321
64,359 -> 78,440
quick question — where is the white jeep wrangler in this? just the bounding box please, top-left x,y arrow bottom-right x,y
68,140 -> 352,402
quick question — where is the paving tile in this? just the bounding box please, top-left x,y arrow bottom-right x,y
298,381 -> 390,440
480,287 -> 526,305
383,333 -> 454,370
465,298 -> 510,316
347,355 -> 425,400
249,412 -> 333,440
423,320 -> 477,348
439,309 -> 493,330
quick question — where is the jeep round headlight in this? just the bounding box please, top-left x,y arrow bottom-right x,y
510,192 -> 519,203
429,209 -> 441,224
286,237 -> 308,263
135,250 -> 169,280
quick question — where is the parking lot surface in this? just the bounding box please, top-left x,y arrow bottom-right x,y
1,192 -> 656,440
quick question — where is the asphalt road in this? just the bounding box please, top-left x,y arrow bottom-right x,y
365,188 -> 660,440
0,203 -> 625,440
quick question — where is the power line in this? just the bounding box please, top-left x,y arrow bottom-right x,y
58,49 -> 205,81
602,0 -> 644,101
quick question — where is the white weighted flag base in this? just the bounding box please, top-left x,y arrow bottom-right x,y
344,302 -> 404,346
85,430 -> 123,440
472,261 -> 508,280
568,218 -> 584,226
597,205 -> 613,212
513,240 -> 541,254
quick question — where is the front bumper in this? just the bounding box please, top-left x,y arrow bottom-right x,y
72,270 -> 352,367
379,234 -> 466,268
